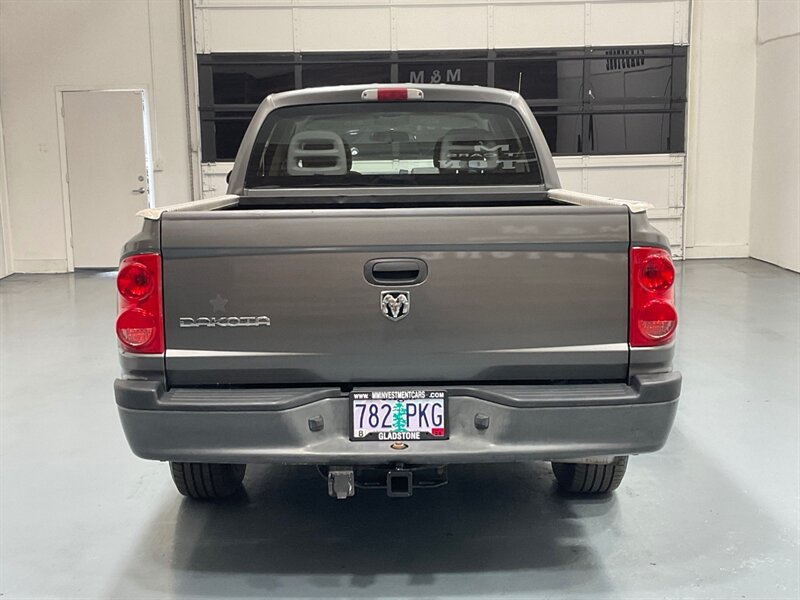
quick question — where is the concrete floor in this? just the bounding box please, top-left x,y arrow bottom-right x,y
1,258 -> 798,599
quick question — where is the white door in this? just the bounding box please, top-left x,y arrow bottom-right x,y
63,90 -> 150,268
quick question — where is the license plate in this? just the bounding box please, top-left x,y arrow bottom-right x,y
350,390 -> 448,441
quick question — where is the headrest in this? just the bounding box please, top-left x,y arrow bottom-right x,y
287,131 -> 348,175
436,129 -> 499,172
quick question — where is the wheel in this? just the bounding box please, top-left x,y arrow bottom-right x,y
169,462 -> 246,499
551,456 -> 628,494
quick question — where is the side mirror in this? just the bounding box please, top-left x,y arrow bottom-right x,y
226,170 -> 232,184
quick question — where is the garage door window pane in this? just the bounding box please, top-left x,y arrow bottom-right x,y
532,111 -> 583,155
201,117 -> 252,162
495,55 -> 583,103
302,53 -> 392,87
586,47 -> 687,107
398,52 -> 487,86
212,65 -> 295,105
587,112 -> 675,154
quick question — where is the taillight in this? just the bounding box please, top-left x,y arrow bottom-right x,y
630,247 -> 677,347
116,308 -> 158,348
116,253 -> 164,354
117,261 -> 154,301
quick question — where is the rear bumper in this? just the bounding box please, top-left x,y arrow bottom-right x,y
115,373 -> 681,465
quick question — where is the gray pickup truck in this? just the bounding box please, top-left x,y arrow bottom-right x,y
114,84 -> 681,500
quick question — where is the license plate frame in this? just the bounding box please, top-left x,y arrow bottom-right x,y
349,390 -> 449,442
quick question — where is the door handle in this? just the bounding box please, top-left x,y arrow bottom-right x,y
364,258 -> 428,285
132,187 -> 147,194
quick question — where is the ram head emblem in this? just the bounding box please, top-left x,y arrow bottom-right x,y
380,291 -> 410,322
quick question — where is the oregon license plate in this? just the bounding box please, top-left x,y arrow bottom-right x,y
350,390 -> 448,441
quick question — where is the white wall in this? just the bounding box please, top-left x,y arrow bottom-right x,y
749,0 -> 800,272
0,99 -> 11,279
0,0 -> 193,273
684,0 -> 758,259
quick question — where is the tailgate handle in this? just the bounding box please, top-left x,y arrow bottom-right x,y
365,258 -> 428,285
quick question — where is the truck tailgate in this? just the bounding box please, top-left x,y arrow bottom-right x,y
160,205 -> 630,386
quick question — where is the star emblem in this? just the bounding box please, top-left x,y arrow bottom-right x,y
209,294 -> 228,314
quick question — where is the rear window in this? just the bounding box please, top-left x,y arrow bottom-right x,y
244,102 -> 542,188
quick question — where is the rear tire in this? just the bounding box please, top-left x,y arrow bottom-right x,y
551,456 -> 628,494
169,462 -> 246,499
